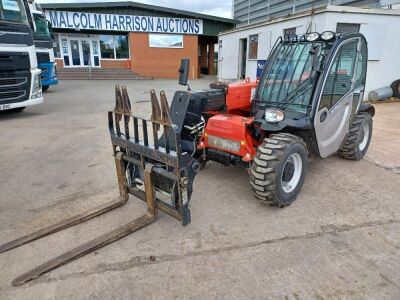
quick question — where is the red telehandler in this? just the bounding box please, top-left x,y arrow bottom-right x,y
1,32 -> 374,285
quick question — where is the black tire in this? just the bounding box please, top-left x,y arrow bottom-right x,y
390,79 -> 400,98
250,133 -> 308,207
338,112 -> 373,160
10,107 -> 26,113
42,85 -> 49,92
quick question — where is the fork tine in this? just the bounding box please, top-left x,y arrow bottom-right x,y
121,86 -> 132,115
160,91 -> 172,125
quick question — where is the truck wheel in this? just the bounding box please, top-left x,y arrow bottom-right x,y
42,85 -> 49,92
250,133 -> 308,207
338,112 -> 373,160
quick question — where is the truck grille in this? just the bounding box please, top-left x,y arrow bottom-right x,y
0,71 -> 31,104
0,90 -> 26,101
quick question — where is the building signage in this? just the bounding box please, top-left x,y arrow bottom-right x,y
45,10 -> 203,34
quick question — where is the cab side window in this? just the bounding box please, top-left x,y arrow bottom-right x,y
319,40 -> 359,110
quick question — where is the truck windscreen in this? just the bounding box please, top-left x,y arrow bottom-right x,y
33,14 -> 50,38
0,0 -> 28,24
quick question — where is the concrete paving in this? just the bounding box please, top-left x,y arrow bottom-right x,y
0,79 -> 399,299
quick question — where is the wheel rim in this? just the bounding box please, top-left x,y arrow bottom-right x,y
359,122 -> 369,151
281,153 -> 302,193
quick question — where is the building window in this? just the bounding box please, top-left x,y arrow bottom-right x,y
115,35 -> 129,59
284,27 -> 296,38
149,34 -> 183,48
100,35 -> 115,59
99,35 -> 128,59
248,34 -> 258,59
53,33 -> 61,58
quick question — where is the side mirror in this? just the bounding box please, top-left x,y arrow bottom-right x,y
178,58 -> 190,86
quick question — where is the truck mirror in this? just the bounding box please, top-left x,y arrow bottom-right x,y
178,58 -> 190,86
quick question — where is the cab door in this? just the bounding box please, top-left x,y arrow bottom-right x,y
314,38 -> 363,158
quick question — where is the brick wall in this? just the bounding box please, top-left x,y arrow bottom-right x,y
100,59 -> 130,69
55,58 -> 130,69
129,32 -> 199,79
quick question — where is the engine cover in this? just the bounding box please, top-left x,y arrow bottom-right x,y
200,114 -> 258,162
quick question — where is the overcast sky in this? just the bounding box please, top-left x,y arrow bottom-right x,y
37,0 -> 233,18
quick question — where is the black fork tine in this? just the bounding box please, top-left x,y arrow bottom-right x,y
142,120 -> 149,146
133,117 -> 139,143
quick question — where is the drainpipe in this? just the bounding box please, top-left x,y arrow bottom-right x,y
248,0 -> 250,24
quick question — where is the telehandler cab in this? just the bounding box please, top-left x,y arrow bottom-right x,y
1,32 -> 374,285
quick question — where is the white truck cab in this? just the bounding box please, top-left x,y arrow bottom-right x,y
0,0 -> 43,112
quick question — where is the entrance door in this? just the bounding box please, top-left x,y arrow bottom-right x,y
238,38 -> 247,79
314,38 -> 361,158
70,40 -> 81,66
92,40 -> 100,67
81,40 -> 91,66
63,37 -> 101,68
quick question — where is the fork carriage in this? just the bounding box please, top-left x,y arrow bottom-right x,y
4,85 -> 200,286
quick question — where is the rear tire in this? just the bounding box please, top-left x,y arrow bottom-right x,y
250,133 -> 308,207
338,112 -> 373,160
390,79 -> 400,98
42,85 -> 49,92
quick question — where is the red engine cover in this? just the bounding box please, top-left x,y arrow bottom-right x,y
226,78 -> 258,113
200,114 -> 259,161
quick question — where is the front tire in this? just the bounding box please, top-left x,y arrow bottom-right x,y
338,112 -> 373,160
250,133 -> 308,207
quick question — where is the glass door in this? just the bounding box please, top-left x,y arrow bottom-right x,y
70,40 -> 81,66
61,38 -> 70,66
81,40 -> 91,66
92,40 -> 100,67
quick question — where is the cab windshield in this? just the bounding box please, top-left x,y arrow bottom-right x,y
34,14 -> 50,38
0,0 -> 28,24
257,41 -> 324,117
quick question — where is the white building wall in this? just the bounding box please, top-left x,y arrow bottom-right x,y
218,8 -> 400,98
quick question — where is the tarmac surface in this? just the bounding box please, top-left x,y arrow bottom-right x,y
0,79 -> 399,299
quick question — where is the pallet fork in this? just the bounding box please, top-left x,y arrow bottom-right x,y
1,85 -> 199,286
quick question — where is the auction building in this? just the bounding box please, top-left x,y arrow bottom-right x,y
41,1 -> 235,79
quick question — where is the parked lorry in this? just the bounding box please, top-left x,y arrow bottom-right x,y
1,31 -> 375,285
0,0 -> 43,112
27,0 -> 58,91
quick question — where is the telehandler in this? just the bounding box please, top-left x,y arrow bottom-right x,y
1,31 -> 374,285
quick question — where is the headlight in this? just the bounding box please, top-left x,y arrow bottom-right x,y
306,32 -> 319,42
321,31 -> 335,41
208,135 -> 241,152
265,109 -> 285,122
31,72 -> 42,99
